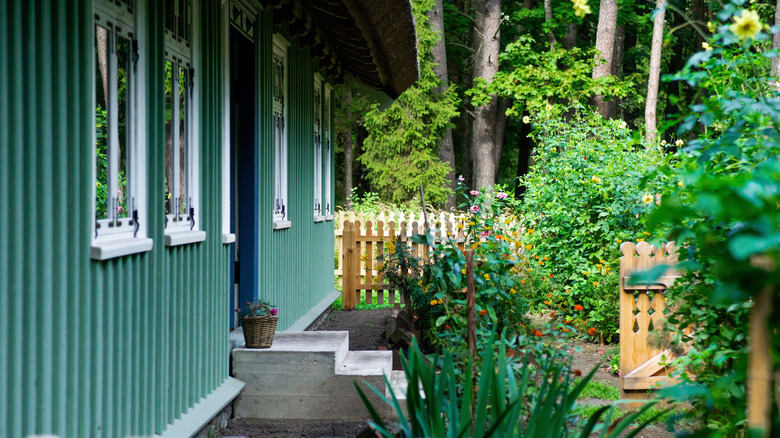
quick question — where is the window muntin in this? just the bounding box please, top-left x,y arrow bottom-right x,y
313,75 -> 323,219
164,0 -> 197,233
272,35 -> 290,226
94,3 -> 137,238
323,83 -> 333,218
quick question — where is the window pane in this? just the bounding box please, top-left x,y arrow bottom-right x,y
164,59 -> 174,216
95,24 -> 110,220
116,34 -> 131,219
165,0 -> 175,35
178,66 -> 188,217
178,0 -> 191,44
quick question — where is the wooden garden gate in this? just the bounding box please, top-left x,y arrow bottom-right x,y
619,241 -> 681,401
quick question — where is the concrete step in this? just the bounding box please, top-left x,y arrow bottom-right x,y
232,331 -> 398,421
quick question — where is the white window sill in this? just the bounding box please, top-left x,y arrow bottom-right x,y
273,221 -> 292,230
314,215 -> 325,223
222,233 -> 236,244
325,214 -> 334,221
165,230 -> 207,247
91,237 -> 154,261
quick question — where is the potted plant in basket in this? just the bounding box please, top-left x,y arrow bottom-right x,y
237,300 -> 279,348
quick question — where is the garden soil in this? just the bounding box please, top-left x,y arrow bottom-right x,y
218,308 -> 671,437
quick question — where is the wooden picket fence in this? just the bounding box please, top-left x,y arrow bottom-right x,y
335,211 -> 467,309
618,241 -> 681,401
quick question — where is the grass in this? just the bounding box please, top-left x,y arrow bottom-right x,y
330,290 -> 402,310
576,379 -> 620,400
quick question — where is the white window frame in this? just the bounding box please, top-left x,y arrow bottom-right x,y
91,0 -> 154,260
220,2 -> 235,244
313,74 -> 324,222
272,34 -> 291,230
163,0 -> 205,246
323,83 -> 333,220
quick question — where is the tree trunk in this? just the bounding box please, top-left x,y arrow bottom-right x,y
645,0 -> 666,142
430,0 -> 457,209
772,0 -> 780,81
470,0 -> 502,190
344,84 -> 354,208
592,0 -> 618,118
563,23 -> 578,50
514,114 -> 533,198
604,24 -> 625,119
544,0 -> 556,51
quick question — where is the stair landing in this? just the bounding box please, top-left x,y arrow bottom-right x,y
232,331 -> 403,421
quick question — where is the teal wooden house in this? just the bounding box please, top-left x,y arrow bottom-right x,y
0,0 -> 417,436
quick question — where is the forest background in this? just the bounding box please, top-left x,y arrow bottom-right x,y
331,0 -> 780,209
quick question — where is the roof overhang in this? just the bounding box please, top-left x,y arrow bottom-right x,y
259,0 -> 419,98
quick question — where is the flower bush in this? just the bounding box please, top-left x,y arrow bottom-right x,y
518,109 -> 666,342
406,182 -> 530,358
236,299 -> 278,319
642,3 -> 779,433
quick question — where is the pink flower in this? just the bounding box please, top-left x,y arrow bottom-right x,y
496,192 -> 508,199
601,349 -> 606,354
470,190 -> 480,196
270,308 -> 279,316
117,206 -> 123,213
470,205 -> 480,213
458,176 -> 465,182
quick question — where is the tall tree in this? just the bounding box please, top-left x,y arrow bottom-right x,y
772,0 -> 780,81
470,0 -> 504,189
645,0 -> 666,141
430,0 -> 458,209
591,0 -> 618,118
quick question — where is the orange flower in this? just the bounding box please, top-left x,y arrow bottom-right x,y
574,305 -> 584,311
548,273 -> 554,278
444,324 -> 451,330
546,293 -> 552,298
587,327 -> 598,336
562,328 -> 571,333
544,300 -> 550,305
549,311 -> 556,317
479,309 -> 487,316
534,330 -> 543,337
520,279 -> 526,284
572,369 -> 582,377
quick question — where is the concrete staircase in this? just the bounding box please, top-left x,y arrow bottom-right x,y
232,331 -> 406,421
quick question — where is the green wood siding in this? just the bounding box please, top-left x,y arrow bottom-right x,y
0,1 -> 231,436
255,15 -> 336,330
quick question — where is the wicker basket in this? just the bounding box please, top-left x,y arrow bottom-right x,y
241,306 -> 278,348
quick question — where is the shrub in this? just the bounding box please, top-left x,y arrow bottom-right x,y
518,109 -> 666,342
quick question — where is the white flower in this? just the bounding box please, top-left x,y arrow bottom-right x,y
522,115 -> 530,124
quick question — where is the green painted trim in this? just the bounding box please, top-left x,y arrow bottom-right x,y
155,377 -> 245,438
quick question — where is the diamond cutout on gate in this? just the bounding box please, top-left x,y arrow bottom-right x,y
632,319 -> 640,333
663,306 -> 671,316
648,320 -> 655,332
648,307 -> 655,316
632,307 -> 640,316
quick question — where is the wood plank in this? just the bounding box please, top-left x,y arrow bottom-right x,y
622,376 -> 674,390
624,350 -> 673,379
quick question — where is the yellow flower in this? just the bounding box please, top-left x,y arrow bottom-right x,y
677,181 -> 684,188
430,299 -> 437,306
510,288 -> 517,294
469,222 -> 476,226
642,194 -> 654,204
483,273 -> 491,281
730,10 -> 762,41
707,21 -> 716,33
461,269 -> 467,275
524,244 -> 533,250
702,42 -> 711,51
593,281 -> 600,286
616,239 -> 622,243
457,223 -> 464,229
644,231 -> 650,236
599,259 -> 606,264
583,271 -> 589,276
637,238 -> 645,242
591,176 -> 602,184
418,280 -> 423,286
528,229 -> 535,234
571,0 -> 591,17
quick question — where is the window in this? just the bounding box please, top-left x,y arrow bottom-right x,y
164,0 -> 205,245
313,74 -> 323,222
323,83 -> 333,219
272,34 -> 290,229
91,0 -> 153,260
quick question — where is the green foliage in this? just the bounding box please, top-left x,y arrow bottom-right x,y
343,188 -> 426,218
412,183 -> 529,356
518,109 -> 666,342
359,0 -> 459,207
576,379 -> 619,400
357,333 -> 662,438
640,3 -> 780,434
467,36 -> 636,119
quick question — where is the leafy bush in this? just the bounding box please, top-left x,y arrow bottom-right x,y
413,183 -> 530,355
641,3 -> 780,434
518,109 -> 666,342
